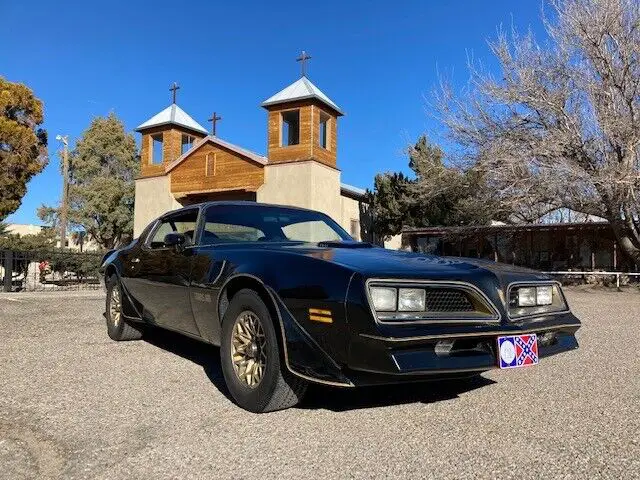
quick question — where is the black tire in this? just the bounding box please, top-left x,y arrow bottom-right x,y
220,289 -> 307,413
105,274 -> 143,341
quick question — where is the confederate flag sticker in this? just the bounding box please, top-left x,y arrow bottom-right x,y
498,334 -> 539,369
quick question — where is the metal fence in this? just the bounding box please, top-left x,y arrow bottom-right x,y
543,271 -> 640,289
1,249 -> 104,292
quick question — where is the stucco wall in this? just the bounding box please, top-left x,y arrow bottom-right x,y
257,160 -> 342,223
340,195 -> 363,241
384,233 -> 404,250
134,161 -> 367,242
133,176 -> 182,237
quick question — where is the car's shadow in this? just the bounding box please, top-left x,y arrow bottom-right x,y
142,327 -> 234,401
142,328 -> 496,412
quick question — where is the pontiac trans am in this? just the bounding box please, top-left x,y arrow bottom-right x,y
101,201 -> 581,412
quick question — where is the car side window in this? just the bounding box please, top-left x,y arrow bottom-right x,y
147,209 -> 199,249
202,206 -> 266,244
202,222 -> 265,243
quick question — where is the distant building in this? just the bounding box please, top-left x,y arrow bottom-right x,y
6,224 -> 44,237
5,224 -> 100,252
399,222 -> 637,272
133,69 -> 370,240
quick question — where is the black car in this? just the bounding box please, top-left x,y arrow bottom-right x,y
101,201 -> 580,412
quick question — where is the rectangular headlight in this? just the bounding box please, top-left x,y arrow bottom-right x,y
517,287 -> 537,306
536,286 -> 553,305
370,287 -> 397,311
508,283 -> 567,319
398,288 -> 426,311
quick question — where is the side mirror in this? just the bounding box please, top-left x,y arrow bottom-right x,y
163,232 -> 188,251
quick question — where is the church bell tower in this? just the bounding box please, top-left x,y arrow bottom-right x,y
256,52 -> 345,220
135,82 -> 208,178
261,52 -> 343,170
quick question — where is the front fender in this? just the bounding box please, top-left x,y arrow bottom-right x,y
266,285 -> 354,387
218,251 -> 357,387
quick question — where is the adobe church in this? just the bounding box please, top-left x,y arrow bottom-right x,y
133,56 -> 370,240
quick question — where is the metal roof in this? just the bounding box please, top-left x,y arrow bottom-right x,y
261,76 -> 343,115
135,104 -> 208,134
340,182 -> 367,199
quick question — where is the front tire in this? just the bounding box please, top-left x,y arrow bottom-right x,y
220,289 -> 307,413
105,274 -> 143,341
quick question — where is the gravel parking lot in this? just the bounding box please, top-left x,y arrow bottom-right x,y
1,289 -> 638,479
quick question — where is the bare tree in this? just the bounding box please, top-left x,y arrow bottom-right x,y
437,0 -> 640,261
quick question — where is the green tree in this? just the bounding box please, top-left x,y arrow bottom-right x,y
0,228 -> 57,251
371,136 -> 501,240
407,136 -> 503,226
371,172 -> 412,241
0,77 -> 48,220
39,113 -> 138,249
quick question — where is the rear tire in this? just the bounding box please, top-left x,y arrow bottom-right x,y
105,274 -> 143,341
220,289 -> 307,413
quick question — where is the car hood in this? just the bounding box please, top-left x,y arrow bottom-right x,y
284,243 -> 552,286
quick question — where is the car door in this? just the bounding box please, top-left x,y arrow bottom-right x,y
188,204 -> 267,344
125,208 -> 201,336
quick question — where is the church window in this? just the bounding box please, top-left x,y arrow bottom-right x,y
319,111 -> 330,149
205,153 -> 216,176
181,134 -> 195,155
281,110 -> 300,146
151,134 -> 163,164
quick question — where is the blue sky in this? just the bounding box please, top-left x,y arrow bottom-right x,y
3,0 -> 546,225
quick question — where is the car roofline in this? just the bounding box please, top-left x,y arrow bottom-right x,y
158,201 -> 327,220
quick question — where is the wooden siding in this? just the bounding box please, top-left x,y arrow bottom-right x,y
266,99 -> 338,169
139,126 -> 206,178
170,143 -> 264,195
311,105 -> 337,168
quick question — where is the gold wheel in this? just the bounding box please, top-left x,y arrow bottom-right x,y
230,311 -> 267,388
109,286 -> 122,328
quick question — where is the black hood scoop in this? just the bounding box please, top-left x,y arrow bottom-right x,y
317,241 -> 375,249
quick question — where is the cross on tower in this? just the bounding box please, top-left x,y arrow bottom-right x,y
169,82 -> 180,104
208,112 -> 222,136
296,50 -> 312,76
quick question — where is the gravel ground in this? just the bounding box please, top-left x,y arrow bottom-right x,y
0,289 -> 638,479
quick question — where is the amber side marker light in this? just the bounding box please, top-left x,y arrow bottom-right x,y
309,308 -> 333,324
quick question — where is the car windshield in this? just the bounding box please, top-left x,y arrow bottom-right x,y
201,204 -> 353,244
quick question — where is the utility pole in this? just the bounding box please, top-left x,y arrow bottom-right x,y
56,135 -> 69,249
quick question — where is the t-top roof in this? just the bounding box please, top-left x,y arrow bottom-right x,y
261,76 -> 343,115
135,104 -> 208,134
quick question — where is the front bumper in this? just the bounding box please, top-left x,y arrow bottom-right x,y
344,312 -> 580,386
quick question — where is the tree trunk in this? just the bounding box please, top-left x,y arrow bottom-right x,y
610,221 -> 640,265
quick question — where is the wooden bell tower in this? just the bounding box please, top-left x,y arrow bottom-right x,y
261,55 -> 343,169
135,83 -> 208,178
